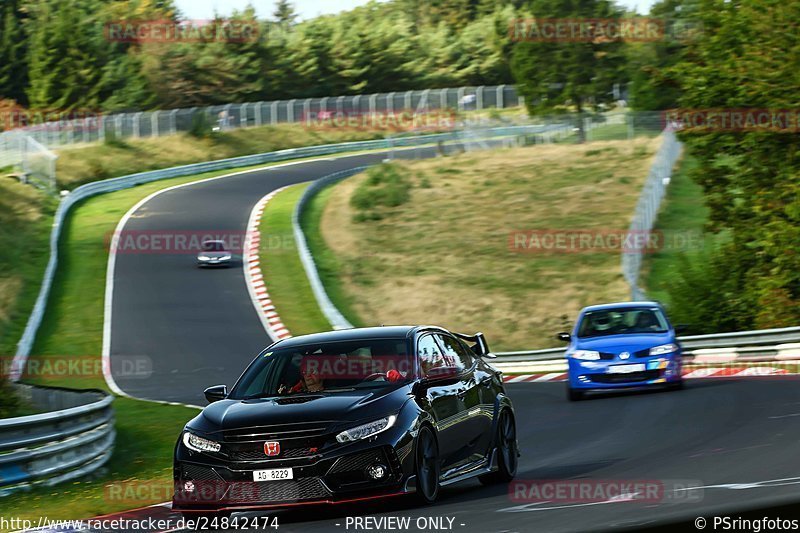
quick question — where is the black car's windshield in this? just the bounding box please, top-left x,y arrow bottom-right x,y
229,338 -> 413,399
202,241 -> 226,252
577,307 -> 669,338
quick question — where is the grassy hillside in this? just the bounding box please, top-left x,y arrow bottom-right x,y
311,138 -> 663,351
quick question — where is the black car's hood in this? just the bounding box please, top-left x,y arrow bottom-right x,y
190,385 -> 411,433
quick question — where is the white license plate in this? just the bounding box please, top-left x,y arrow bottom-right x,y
608,364 -> 646,374
253,468 -> 293,482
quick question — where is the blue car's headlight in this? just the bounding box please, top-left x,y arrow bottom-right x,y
649,343 -> 679,356
571,350 -> 601,360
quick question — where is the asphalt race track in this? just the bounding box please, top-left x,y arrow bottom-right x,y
106,150 -> 800,531
109,150 -> 435,404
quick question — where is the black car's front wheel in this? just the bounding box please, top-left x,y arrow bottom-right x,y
415,425 -> 440,504
480,409 -> 518,485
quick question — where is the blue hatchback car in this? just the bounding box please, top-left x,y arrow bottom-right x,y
558,302 -> 685,401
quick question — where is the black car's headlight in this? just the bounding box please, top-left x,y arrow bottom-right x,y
183,431 -> 222,453
336,415 -> 397,443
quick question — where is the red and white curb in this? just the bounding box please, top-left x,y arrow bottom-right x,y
503,366 -> 798,383
244,187 -> 293,342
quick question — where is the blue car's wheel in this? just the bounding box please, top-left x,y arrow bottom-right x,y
567,386 -> 585,402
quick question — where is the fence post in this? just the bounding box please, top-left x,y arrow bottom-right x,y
303,99 -> 312,123
132,112 -> 142,138
386,92 -> 395,114
476,86 -> 484,110
336,96 -> 345,114
151,111 -> 160,137
497,85 -> 505,108
439,89 -> 447,109
271,101 -> 279,125
287,100 -> 296,123
369,94 -> 377,115
404,90 -> 412,111
255,102 -> 263,127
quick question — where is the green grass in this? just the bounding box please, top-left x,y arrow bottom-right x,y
641,154 -> 711,305
305,137 -> 663,350
258,184 -> 330,335
300,186 -> 367,329
0,179 -> 56,357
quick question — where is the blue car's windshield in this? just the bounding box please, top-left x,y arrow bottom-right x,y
577,308 -> 669,338
229,338 -> 413,399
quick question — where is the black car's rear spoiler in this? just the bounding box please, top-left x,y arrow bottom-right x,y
453,331 -> 495,359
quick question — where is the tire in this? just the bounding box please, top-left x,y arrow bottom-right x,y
414,425 -> 441,504
567,386 -> 585,402
479,409 -> 518,485
667,379 -> 684,391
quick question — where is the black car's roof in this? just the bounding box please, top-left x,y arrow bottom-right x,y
272,326 -> 444,348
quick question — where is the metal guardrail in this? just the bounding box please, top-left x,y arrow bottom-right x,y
492,326 -> 800,363
293,168 -> 366,331
0,386 -> 114,497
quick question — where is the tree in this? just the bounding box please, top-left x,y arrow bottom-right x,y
510,0 -> 628,140
667,0 -> 800,329
0,0 -> 29,105
273,0 -> 297,28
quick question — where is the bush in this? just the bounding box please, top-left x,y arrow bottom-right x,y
665,240 -> 756,334
350,164 -> 412,222
189,112 -> 213,138
0,381 -> 21,418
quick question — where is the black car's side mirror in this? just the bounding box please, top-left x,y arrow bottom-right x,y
204,385 -> 228,403
675,324 -> 690,334
556,332 -> 571,342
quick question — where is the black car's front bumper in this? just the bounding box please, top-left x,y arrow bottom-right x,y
173,433 -> 415,513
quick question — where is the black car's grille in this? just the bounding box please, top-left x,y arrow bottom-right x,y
589,370 -> 661,384
226,478 -> 331,503
221,422 -> 331,443
183,464 -> 222,481
227,446 -> 316,462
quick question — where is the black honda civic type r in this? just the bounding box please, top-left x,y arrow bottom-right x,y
173,326 -> 518,516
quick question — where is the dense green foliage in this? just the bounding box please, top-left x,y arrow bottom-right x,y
0,0 -> 522,114
663,0 -> 800,330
